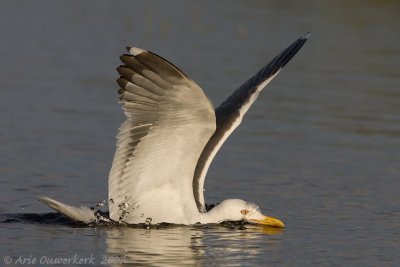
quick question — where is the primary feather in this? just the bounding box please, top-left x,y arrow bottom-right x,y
108,47 -> 216,224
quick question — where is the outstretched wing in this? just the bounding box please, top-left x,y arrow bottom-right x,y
193,33 -> 310,212
108,47 -> 215,223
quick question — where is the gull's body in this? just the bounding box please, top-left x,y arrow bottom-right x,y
40,33 -> 309,227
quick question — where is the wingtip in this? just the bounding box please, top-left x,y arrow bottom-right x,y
302,31 -> 311,40
126,46 -> 146,56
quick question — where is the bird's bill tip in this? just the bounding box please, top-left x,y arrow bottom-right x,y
249,215 -> 285,228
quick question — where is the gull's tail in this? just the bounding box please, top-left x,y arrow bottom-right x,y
38,196 -> 97,223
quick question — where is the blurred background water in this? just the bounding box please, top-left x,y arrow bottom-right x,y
0,0 -> 399,266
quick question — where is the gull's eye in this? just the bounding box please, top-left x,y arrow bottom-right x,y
240,209 -> 249,215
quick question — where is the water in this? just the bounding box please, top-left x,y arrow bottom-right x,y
1,0 -> 399,266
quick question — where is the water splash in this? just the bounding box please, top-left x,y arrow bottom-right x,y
145,217 -> 152,229
96,200 -> 106,208
117,202 -> 131,223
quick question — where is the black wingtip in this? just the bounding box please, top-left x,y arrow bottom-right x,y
229,32 -> 310,101
272,32 -> 309,70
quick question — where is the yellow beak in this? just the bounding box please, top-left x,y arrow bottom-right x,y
249,216 -> 285,228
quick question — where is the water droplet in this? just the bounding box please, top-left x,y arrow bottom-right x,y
118,202 -> 129,210
109,199 -> 114,204
145,217 -> 152,224
140,213 -> 144,217
96,200 -> 106,207
119,209 -> 129,223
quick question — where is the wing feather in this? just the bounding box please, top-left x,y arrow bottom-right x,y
108,47 -> 216,223
193,33 -> 310,212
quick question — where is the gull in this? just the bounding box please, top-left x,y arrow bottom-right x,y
40,33 -> 309,227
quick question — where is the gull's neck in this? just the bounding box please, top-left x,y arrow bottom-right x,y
197,203 -> 233,224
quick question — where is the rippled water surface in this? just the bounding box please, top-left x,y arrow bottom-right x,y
1,1 -> 399,266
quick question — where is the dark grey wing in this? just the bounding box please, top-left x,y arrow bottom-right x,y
193,33 -> 310,212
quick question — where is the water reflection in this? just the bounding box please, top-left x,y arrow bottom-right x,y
104,225 -> 283,266
105,226 -> 204,266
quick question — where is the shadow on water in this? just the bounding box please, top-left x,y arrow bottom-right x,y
1,212 -> 77,226
103,221 -> 284,265
1,212 -> 284,265
1,212 -> 283,233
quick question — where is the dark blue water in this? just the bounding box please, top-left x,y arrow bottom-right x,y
1,1 -> 399,266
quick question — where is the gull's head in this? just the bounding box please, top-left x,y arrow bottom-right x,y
216,199 -> 285,228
